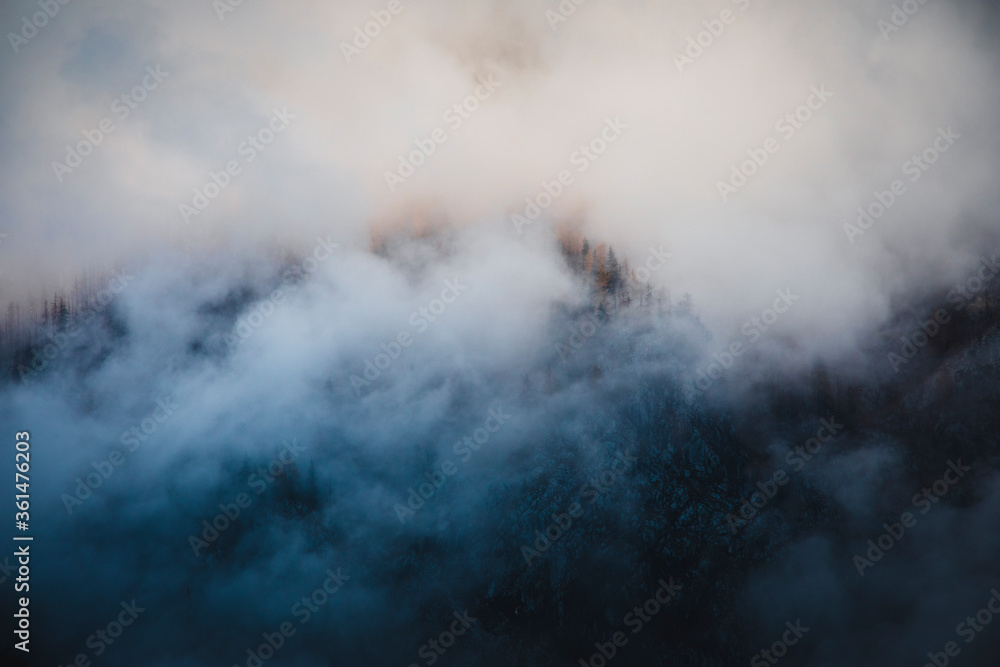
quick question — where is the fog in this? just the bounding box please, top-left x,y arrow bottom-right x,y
1,0 -> 998,348
1,0 -> 999,665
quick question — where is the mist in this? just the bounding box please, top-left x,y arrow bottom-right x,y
1,0 -> 1000,665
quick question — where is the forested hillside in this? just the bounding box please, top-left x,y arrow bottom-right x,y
2,236 -> 998,666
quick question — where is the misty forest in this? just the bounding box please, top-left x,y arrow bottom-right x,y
1,1 -> 999,666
